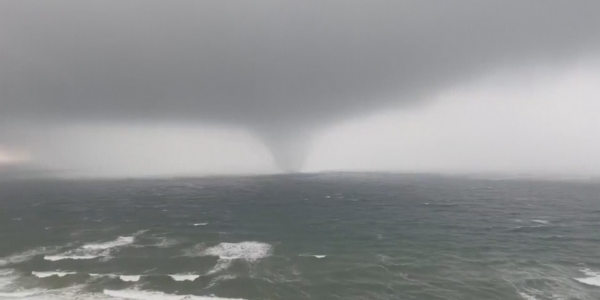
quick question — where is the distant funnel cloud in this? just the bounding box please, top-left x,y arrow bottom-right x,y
0,1 -> 599,173
258,131 -> 311,172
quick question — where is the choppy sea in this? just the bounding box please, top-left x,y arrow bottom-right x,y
1,173 -> 599,300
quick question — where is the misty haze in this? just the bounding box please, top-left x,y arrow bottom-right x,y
1,1 -> 600,300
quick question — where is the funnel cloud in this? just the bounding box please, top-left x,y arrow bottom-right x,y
1,1 -> 600,173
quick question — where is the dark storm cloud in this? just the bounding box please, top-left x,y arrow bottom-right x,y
1,1 -> 600,170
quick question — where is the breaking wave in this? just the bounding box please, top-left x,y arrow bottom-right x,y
574,269 -> 600,287
103,289 -> 246,300
44,235 -> 137,261
0,246 -> 62,266
168,274 -> 200,282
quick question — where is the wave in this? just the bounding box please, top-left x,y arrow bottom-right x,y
44,255 -> 100,261
0,271 -> 44,299
0,246 -> 62,266
0,290 -> 40,298
103,289 -> 246,300
153,237 -> 183,248
32,271 -> 138,282
206,259 -> 233,275
531,220 -> 549,224
510,225 -> 552,232
30,271 -> 203,282
201,242 -> 272,262
119,275 -> 141,282
196,241 -> 272,275
518,292 -> 539,300
31,271 -> 76,278
574,269 -> 600,287
206,275 -> 237,288
90,273 -> 119,279
300,254 -> 327,259
82,236 -> 134,250
44,234 -> 138,262
168,274 -> 199,281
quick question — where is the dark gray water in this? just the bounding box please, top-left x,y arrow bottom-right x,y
1,173 -> 599,300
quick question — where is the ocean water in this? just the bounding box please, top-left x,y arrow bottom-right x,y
0,173 -> 599,300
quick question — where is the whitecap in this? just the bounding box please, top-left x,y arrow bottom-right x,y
206,275 -> 237,288
119,275 -> 141,282
32,271 -> 76,278
89,273 -> 119,279
531,220 -> 549,224
206,259 -> 233,275
518,292 -> 539,300
46,235 -> 137,262
300,254 -> 327,259
511,225 -> 546,231
0,271 -> 46,298
44,255 -> 100,261
0,274 -> 119,299
83,236 -> 134,250
201,242 -> 272,262
574,268 -> 600,287
169,274 -> 199,281
193,223 -> 208,226
193,242 -> 271,275
0,290 -> 40,297
0,246 -> 62,266
103,289 -> 246,300
153,237 -> 182,248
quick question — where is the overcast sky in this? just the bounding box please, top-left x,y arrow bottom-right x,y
1,1 -> 599,177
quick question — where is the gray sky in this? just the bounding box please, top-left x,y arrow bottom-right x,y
1,1 -> 600,176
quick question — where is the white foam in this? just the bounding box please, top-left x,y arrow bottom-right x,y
45,235 -> 136,262
300,254 -> 327,259
518,292 -> 539,300
119,275 -> 141,282
0,246 -> 62,266
103,289 -> 246,300
168,274 -> 199,281
0,291 -> 40,298
0,273 -> 118,300
512,225 -> 546,231
201,242 -> 272,262
90,273 -> 119,279
0,272 -> 13,290
44,255 -> 100,261
206,259 -> 233,275
153,238 -> 182,248
206,275 -> 237,288
193,223 -> 208,226
574,269 -> 600,287
199,242 -> 272,275
32,271 -> 76,278
83,236 -> 134,250
0,271 -> 46,299
531,220 -> 549,224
